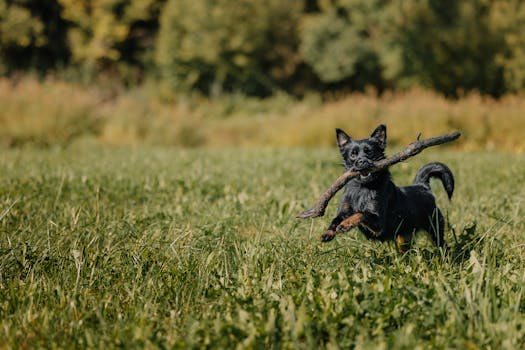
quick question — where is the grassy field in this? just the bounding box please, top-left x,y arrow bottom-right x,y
1,145 -> 525,348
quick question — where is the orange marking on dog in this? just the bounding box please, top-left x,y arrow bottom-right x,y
396,234 -> 412,253
337,213 -> 364,231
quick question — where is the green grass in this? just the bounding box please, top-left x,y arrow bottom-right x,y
1,146 -> 525,348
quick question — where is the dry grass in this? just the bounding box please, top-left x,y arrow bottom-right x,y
0,77 -> 102,147
1,76 -> 524,151
242,89 -> 525,151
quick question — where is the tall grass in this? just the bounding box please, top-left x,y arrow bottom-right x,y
1,146 -> 524,348
1,76 -> 525,151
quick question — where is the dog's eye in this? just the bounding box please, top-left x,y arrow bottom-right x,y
363,146 -> 371,154
350,149 -> 358,159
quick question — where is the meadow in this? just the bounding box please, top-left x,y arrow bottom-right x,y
1,145 -> 524,348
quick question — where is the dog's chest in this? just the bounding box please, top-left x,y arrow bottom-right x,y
346,184 -> 380,215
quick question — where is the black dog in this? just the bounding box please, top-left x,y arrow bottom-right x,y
321,124 -> 454,253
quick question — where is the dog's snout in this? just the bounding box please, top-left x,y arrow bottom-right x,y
356,158 -> 371,169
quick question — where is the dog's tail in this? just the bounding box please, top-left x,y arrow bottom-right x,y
413,162 -> 454,199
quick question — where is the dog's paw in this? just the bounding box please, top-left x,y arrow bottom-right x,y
320,230 -> 336,242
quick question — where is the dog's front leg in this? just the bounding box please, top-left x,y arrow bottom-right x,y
320,200 -> 354,242
321,214 -> 347,242
334,212 -> 365,234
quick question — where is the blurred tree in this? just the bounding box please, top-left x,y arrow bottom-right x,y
1,0 -> 524,96
300,0 -> 392,91
0,0 -> 68,74
0,1 -> 45,51
489,0 -> 525,92
390,0 -> 507,96
155,0 -> 303,96
58,0 -> 163,83
300,0 -> 525,96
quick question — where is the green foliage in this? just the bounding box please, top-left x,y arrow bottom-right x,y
155,0 -> 302,96
0,0 -> 45,48
2,0 -> 525,95
0,0 -> 68,74
1,147 -> 525,348
57,0 -> 161,82
300,0 -> 389,89
489,0 -> 525,92
389,0 -> 506,96
299,0 -> 525,96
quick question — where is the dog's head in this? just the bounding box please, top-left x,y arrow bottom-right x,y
336,124 -> 387,182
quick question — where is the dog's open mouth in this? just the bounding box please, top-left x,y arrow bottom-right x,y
360,171 -> 371,180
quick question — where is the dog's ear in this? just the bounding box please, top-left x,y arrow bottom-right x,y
336,128 -> 352,150
370,124 -> 387,148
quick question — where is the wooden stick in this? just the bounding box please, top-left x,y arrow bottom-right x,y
296,131 -> 461,219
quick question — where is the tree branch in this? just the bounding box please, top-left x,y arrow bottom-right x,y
296,131 -> 461,219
